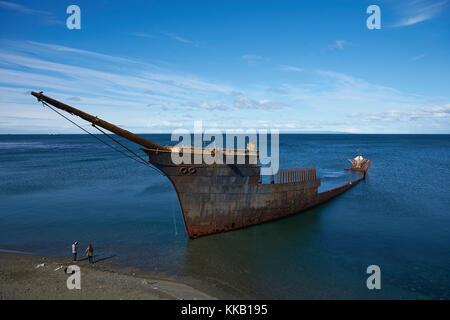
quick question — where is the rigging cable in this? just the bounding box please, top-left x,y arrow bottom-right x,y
171,194 -> 178,236
41,100 -> 164,176
91,124 -> 150,166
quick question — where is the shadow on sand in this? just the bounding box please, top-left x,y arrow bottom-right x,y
76,254 -> 117,264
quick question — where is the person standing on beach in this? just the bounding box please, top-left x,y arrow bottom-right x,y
86,244 -> 94,264
72,242 -> 78,262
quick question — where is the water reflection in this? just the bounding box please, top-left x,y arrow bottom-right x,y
182,208 -> 321,298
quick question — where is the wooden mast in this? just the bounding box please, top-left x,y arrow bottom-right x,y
31,91 -> 168,151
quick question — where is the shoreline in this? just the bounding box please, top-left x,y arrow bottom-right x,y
0,251 -> 232,300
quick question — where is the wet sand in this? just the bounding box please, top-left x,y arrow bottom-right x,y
0,252 -> 226,300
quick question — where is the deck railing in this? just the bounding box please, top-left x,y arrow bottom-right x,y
276,168 -> 316,184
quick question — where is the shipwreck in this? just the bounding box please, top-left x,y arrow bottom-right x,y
31,91 -> 371,239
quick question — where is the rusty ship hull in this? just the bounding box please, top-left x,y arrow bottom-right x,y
144,148 -> 366,238
31,91 -> 370,239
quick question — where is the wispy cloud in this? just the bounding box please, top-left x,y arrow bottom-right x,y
287,69 -> 424,115
147,120 -> 184,128
281,65 -> 303,72
392,0 -> 449,27
0,40 -> 447,133
411,53 -> 426,61
241,54 -> 269,66
281,69 -> 449,132
233,96 -> 288,110
0,1 -> 62,25
25,41 -> 152,66
350,103 -> 450,122
242,54 -> 262,60
267,88 -> 288,95
328,40 -> 350,50
242,54 -> 265,64
335,40 -> 346,49
130,32 -> 154,39
184,101 -> 230,111
161,31 -> 192,43
0,1 -> 50,15
0,41 -> 234,130
0,41 -> 291,132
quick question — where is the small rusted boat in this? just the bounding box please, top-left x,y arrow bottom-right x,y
31,91 -> 371,239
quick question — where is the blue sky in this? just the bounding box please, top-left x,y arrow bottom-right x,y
0,0 -> 449,133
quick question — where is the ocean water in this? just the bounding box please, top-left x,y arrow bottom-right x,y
0,134 -> 449,299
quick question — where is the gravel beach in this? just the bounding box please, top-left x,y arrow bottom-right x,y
0,251 -> 220,300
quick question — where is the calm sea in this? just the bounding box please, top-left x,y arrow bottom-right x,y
0,134 -> 449,299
